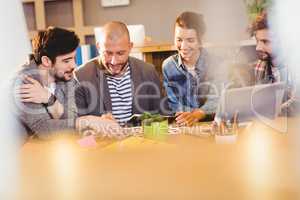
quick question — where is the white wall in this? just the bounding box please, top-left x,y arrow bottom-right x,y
83,0 -> 249,43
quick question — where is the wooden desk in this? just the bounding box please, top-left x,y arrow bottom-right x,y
18,118 -> 300,199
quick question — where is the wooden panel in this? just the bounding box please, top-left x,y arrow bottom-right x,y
45,0 -> 74,28
72,0 -> 85,43
22,2 -> 36,31
35,0 -> 46,29
73,0 -> 84,28
81,26 -> 95,35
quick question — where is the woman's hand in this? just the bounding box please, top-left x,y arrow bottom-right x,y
175,109 -> 206,126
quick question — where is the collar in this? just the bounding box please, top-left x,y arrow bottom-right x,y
175,48 -> 208,73
106,63 -> 130,79
97,57 -> 130,77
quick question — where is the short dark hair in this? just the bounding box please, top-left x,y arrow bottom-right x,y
249,12 -> 268,36
32,27 -> 80,65
175,11 -> 206,41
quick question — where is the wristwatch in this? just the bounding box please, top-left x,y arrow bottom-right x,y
43,93 -> 57,107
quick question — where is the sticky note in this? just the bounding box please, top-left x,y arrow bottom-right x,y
77,135 -> 97,148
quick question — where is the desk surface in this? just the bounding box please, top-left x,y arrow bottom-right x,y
19,118 -> 300,200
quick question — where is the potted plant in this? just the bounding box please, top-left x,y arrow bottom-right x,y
141,112 -> 168,141
244,0 -> 272,21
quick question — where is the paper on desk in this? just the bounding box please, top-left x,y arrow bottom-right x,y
77,135 -> 97,148
102,136 -> 175,151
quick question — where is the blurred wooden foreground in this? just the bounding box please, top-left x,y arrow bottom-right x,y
18,117 -> 300,200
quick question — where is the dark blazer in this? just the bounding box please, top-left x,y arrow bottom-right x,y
75,56 -> 169,116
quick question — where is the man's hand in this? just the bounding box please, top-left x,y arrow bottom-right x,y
17,75 -> 51,104
101,113 -> 117,122
175,109 -> 206,126
76,115 -> 125,139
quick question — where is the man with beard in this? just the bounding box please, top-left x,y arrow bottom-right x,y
75,21 -> 167,126
252,12 -> 279,84
14,27 -> 121,139
251,12 -> 298,114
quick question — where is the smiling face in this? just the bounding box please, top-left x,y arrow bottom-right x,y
50,50 -> 77,81
174,26 -> 201,64
255,28 -> 273,61
99,35 -> 133,76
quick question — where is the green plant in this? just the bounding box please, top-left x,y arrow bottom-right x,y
141,112 -> 165,122
244,0 -> 272,20
141,112 -> 168,141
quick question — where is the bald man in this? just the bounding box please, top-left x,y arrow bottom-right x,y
75,21 -> 168,126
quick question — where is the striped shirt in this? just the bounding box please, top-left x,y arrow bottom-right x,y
106,65 -> 133,126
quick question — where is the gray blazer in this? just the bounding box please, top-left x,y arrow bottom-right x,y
75,56 -> 169,116
13,61 -> 78,139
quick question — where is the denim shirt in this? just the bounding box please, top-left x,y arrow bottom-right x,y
162,49 -> 218,114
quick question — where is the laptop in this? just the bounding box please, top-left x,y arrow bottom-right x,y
215,82 -> 286,123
